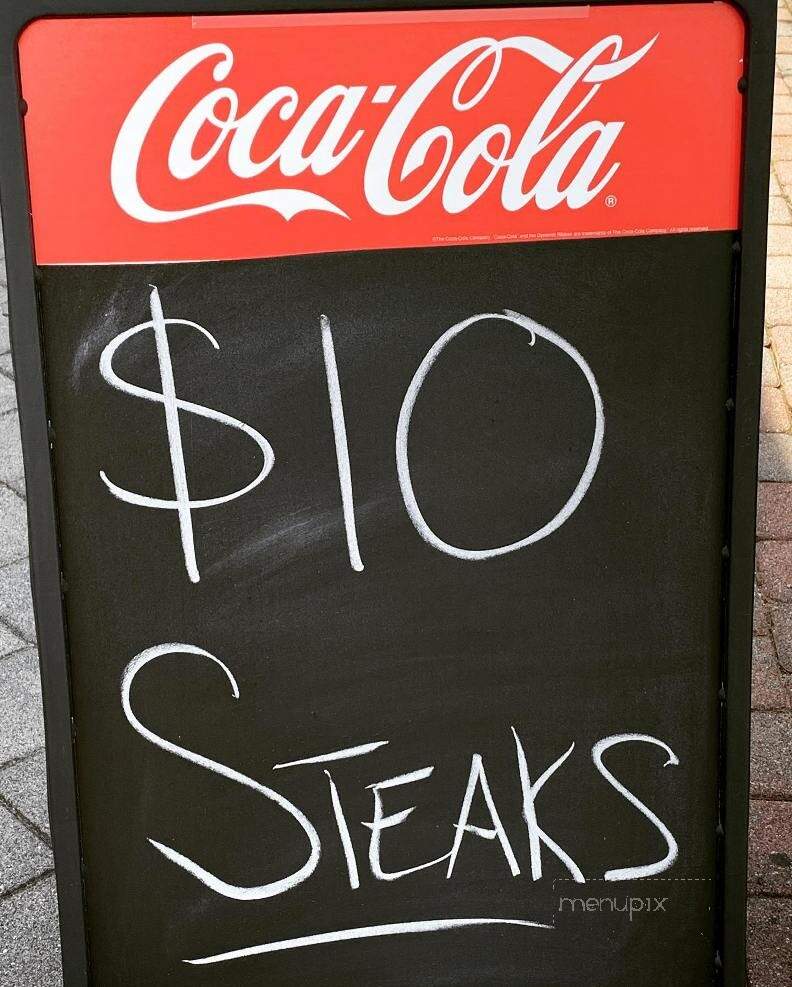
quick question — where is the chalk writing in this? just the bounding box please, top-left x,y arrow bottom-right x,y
121,642 -> 680,964
98,287 -> 273,582
100,292 -> 603,576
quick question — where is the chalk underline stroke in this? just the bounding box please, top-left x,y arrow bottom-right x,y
185,916 -> 552,965
273,740 -> 389,769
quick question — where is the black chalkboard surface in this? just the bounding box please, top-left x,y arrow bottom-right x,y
37,235 -> 729,984
0,1 -> 774,984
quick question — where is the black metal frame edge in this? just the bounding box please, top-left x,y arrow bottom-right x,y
0,1 -> 776,984
723,2 -> 775,984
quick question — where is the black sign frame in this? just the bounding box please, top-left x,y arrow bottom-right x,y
0,1 -> 775,984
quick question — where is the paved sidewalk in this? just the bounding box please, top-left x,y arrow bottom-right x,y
2,15 -> 792,987
747,5 -> 792,983
0,231 -> 61,985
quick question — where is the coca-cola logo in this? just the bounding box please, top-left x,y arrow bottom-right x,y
111,32 -> 657,225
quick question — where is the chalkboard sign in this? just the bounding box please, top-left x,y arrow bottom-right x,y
0,2 -> 775,985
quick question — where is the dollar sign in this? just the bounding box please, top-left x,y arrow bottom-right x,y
98,286 -> 274,584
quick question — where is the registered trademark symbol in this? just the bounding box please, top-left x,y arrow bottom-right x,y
605,194 -> 617,208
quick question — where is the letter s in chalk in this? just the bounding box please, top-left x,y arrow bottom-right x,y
121,642 -> 321,900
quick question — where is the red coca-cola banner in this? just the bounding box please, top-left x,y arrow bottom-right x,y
18,5 -> 745,265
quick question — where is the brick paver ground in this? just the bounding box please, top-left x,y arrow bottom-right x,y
749,8 -> 792,984
2,10 -> 792,986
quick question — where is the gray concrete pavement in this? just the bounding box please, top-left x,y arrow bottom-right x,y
0,182 -> 60,987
